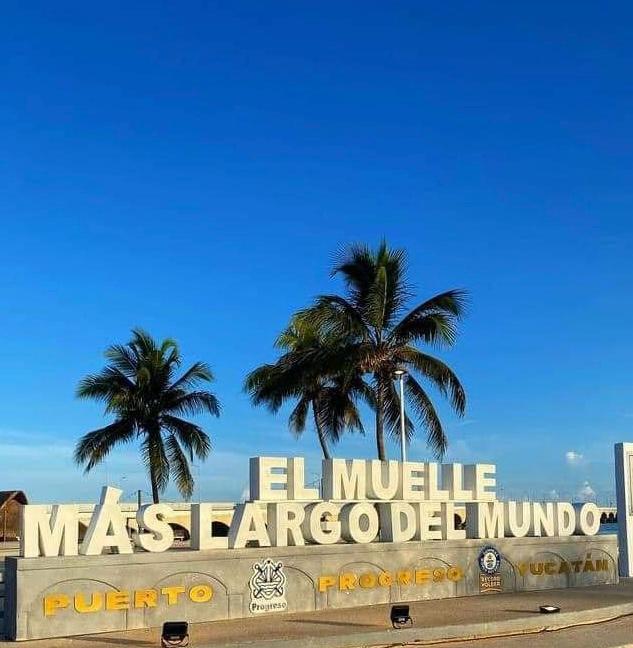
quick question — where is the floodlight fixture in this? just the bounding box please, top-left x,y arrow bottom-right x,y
161,621 -> 189,647
390,604 -> 413,629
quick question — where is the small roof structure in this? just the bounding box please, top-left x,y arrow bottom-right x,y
0,491 -> 28,540
0,491 -> 28,509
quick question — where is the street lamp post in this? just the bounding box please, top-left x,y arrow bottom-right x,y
394,368 -> 408,462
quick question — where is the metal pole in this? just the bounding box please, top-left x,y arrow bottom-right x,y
399,374 -> 407,462
137,489 -> 142,509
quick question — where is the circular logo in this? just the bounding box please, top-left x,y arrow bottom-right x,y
478,546 -> 501,575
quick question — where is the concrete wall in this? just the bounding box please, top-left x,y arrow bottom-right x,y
6,534 -> 618,641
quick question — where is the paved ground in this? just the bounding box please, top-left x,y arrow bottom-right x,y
432,616 -> 633,648
3,580 -> 633,647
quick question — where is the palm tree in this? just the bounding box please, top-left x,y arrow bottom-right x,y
244,317 -> 369,459
305,241 -> 467,460
74,329 -> 220,503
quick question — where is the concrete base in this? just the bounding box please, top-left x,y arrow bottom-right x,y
5,535 -> 618,641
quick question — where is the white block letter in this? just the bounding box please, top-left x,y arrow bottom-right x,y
341,503 -> 379,543
399,462 -> 425,500
288,458 -> 319,500
574,502 -> 600,536
302,502 -> 341,545
367,461 -> 399,500
442,463 -> 474,501
466,502 -> 504,538
80,487 -> 133,555
21,505 -> 79,558
322,459 -> 366,500
135,504 -> 174,553
249,457 -> 288,501
504,501 -> 531,538
191,503 -> 229,550
555,502 -> 575,536
228,503 -> 271,549
378,502 -> 417,543
267,502 -> 306,547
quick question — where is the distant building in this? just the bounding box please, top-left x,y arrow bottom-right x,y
0,491 -> 28,540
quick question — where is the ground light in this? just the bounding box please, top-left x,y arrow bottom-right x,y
161,621 -> 189,647
390,604 -> 413,628
539,605 -> 561,614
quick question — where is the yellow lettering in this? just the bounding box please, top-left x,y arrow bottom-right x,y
583,560 -> 595,572
595,559 -> 609,572
378,572 -> 392,587
447,566 -> 463,582
161,586 -> 186,605
189,585 -> 213,603
74,592 -> 103,613
572,560 -> 582,573
432,568 -> 445,582
339,573 -> 357,591
318,576 -> 336,592
106,591 -> 130,611
44,594 -> 69,617
415,569 -> 431,585
134,590 -> 158,608
559,561 -> 570,574
517,563 -> 528,577
544,562 -> 557,575
530,563 -> 543,575
396,570 -> 412,585
359,573 -> 376,588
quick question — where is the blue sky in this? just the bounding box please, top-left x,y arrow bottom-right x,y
1,2 -> 631,504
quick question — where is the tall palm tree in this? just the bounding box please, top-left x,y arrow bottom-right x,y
74,329 -> 220,503
244,317 -> 369,459
305,241 -> 467,460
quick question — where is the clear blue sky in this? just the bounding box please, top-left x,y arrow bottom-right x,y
1,2 -> 631,504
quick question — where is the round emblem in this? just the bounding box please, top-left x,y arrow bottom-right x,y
478,546 -> 501,575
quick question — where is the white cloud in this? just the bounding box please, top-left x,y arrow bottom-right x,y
565,451 -> 584,466
577,481 -> 596,502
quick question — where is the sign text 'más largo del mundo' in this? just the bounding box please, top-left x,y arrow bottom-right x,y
5,457 -> 619,641
21,458 -> 603,557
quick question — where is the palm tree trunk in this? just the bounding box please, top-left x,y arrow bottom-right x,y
375,380 -> 386,461
313,408 -> 331,460
149,463 -> 160,504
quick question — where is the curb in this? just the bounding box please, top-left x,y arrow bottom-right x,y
195,602 -> 633,648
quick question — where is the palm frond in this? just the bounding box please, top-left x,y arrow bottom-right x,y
141,432 -> 170,492
389,290 -> 468,347
288,396 -> 310,438
166,391 -> 221,417
76,368 -> 134,407
379,375 -> 415,443
302,297 -> 368,340
165,434 -> 194,499
169,362 -> 214,391
162,415 -> 211,461
398,347 -> 466,415
74,419 -> 136,472
405,375 -> 447,458
104,344 -> 140,379
332,242 -> 376,309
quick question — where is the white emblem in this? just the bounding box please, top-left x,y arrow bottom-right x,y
249,559 -> 288,614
